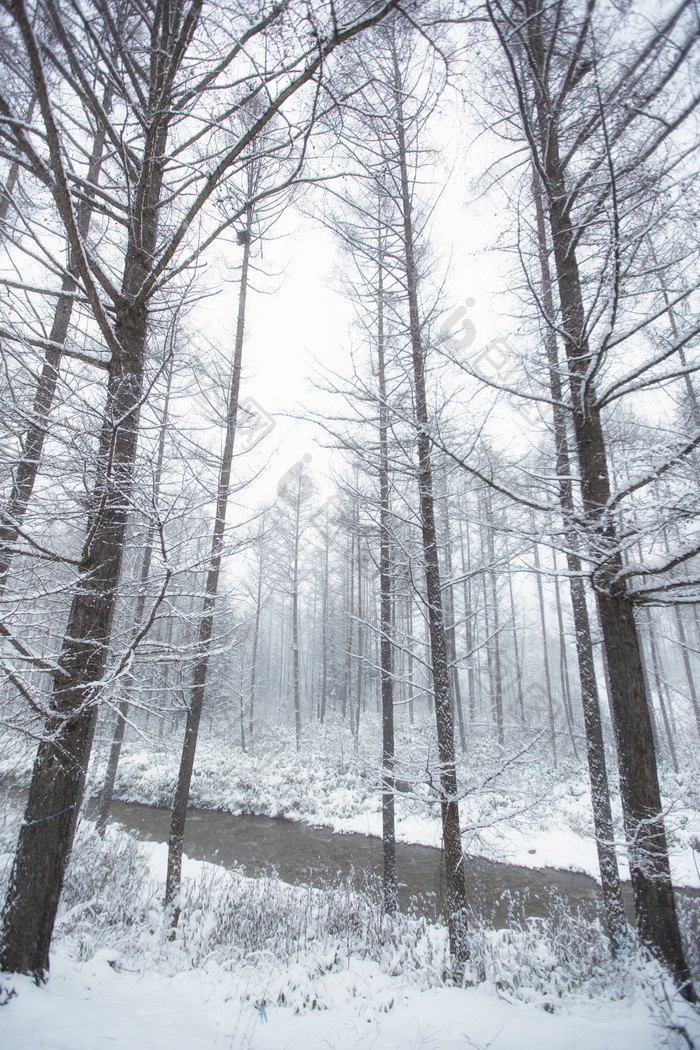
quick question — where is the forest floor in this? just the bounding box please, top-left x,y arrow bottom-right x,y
1,717 -> 699,1048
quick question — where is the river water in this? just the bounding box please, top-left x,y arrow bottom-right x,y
105,799 -> 622,926
4,785 -> 696,927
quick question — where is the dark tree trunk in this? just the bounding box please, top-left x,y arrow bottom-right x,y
0,7 -> 172,969
354,533 -> 364,741
0,257 -> 151,981
532,170 -> 628,955
164,206 -> 252,924
536,99 -> 692,990
376,243 -> 398,914
0,94 -> 109,592
406,597 -> 415,723
392,50 -> 468,968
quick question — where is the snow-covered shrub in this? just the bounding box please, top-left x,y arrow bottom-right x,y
175,862 -> 450,993
464,892 -> 634,1003
178,869 -> 318,966
92,723 -> 379,823
59,820 -> 152,943
678,896 -> 700,986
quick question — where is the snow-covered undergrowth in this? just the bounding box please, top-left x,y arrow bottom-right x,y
1,804 -> 699,1050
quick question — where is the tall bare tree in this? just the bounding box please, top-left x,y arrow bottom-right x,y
485,0 -> 699,996
0,0 -> 399,978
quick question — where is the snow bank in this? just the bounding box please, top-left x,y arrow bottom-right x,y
4,955 -> 695,1050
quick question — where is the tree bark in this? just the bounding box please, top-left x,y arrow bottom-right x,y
0,224 -> 152,981
0,90 -> 109,593
392,48 -> 468,969
532,167 -> 628,955
164,205 -> 252,924
376,241 -> 398,914
533,72 -> 691,989
0,3 -> 172,969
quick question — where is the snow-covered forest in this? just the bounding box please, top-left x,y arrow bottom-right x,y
1,0 -> 700,1046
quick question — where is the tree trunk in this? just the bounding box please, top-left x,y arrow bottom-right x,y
164,205 -> 252,924
392,50 -> 468,969
0,30 -> 169,970
506,562 -> 526,726
532,529 -> 557,765
442,490 -> 466,751
96,357 -> 174,835
482,496 -> 504,747
538,118 -> 691,990
291,479 -> 303,753
552,554 -> 579,760
458,512 -> 477,724
532,171 -> 627,954
248,534 -> 264,750
376,245 -> 398,914
0,239 -> 151,982
354,532 -> 364,741
319,513 -> 329,724
342,532 -> 355,722
406,597 -> 415,723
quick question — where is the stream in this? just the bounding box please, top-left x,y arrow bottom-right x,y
102,799 -> 635,927
4,785 -> 697,927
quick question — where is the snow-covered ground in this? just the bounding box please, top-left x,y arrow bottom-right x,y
5,949 -> 696,1050
1,818 -> 698,1050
